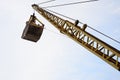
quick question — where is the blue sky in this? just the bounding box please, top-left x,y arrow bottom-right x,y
0,0 -> 120,80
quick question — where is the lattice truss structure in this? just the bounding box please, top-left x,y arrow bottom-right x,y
32,4 -> 120,71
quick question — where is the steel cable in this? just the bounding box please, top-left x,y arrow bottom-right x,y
45,8 -> 120,44
37,0 -> 55,5
42,0 -> 98,8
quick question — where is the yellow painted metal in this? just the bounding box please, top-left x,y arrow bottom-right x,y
32,4 -> 120,71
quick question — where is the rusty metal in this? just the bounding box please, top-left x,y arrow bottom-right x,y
22,14 -> 44,42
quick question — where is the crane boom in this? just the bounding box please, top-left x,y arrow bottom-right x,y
32,4 -> 120,71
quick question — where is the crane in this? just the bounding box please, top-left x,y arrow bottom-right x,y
22,3 -> 120,71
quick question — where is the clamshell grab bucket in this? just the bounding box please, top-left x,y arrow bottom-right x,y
21,14 -> 44,42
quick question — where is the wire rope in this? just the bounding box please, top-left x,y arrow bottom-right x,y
42,0 -> 98,8
45,8 -> 120,44
37,0 -> 55,5
43,27 -> 68,38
